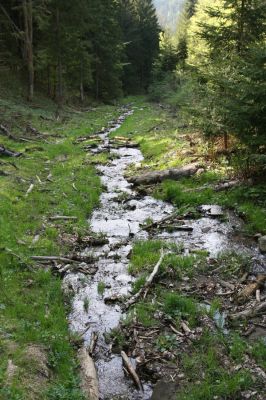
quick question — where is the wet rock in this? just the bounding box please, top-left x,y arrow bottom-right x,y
151,381 -> 179,400
258,236 -> 266,253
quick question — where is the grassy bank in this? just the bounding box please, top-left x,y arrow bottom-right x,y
0,90 -> 120,398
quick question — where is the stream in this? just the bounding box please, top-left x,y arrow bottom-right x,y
63,107 -> 265,400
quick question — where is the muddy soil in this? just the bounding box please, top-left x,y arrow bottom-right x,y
63,108 -> 265,400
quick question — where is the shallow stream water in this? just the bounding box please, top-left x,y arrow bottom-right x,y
63,108 -> 265,400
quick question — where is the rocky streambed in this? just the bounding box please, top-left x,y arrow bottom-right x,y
63,108 -> 265,400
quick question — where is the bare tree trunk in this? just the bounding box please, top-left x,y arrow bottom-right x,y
56,7 -> 63,111
22,0 -> 34,101
80,60 -> 84,102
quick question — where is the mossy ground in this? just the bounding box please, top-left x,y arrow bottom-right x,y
0,87 -> 121,399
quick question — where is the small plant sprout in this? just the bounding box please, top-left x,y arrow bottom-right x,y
97,282 -> 105,296
83,297 -> 90,312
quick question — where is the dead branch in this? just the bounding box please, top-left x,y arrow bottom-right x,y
229,301 -> 266,320
78,347 -> 99,400
121,351 -> 143,391
125,251 -> 165,309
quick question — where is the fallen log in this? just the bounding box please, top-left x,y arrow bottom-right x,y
229,301 -> 266,320
0,144 -> 22,157
125,251 -> 165,309
236,275 -> 266,304
78,347 -> 99,400
121,351 -> 143,391
128,163 -> 202,186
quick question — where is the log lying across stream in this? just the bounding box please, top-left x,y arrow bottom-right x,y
128,163 -> 202,185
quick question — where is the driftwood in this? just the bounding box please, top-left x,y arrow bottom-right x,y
78,348 -> 99,400
236,275 -> 266,304
0,144 -> 22,157
121,351 -> 143,391
229,301 -> 266,320
125,251 -> 165,309
128,163 -> 202,186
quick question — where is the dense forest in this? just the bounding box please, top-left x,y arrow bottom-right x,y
0,1 -> 265,400
0,0 -> 159,101
151,0 -> 266,162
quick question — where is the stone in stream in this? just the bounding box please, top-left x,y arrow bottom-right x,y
258,236 -> 266,253
151,381 -> 179,400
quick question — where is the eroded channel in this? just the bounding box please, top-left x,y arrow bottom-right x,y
63,108 -> 265,400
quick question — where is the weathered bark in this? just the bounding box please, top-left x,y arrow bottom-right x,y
128,163 -> 202,186
78,348 -> 99,400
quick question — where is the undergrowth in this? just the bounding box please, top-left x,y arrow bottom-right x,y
0,89 -> 120,398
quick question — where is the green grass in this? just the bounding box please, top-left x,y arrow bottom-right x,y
128,240 -> 183,275
97,282 -> 105,296
163,293 -> 198,326
0,87 -> 121,398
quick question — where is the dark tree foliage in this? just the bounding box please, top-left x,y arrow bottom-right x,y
119,0 -> 160,93
197,0 -> 266,149
0,0 -> 159,101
